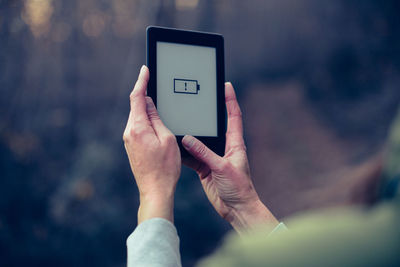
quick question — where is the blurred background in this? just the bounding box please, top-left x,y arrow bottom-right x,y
1,0 -> 400,266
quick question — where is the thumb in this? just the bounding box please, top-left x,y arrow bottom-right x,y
182,135 -> 223,171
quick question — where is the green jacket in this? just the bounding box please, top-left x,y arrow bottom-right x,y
199,200 -> 399,267
199,112 -> 400,267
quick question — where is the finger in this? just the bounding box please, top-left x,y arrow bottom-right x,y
145,96 -> 171,138
130,65 -> 150,123
182,157 -> 211,179
225,82 -> 245,152
182,135 -> 223,171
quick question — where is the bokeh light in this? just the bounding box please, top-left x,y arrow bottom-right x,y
22,0 -> 54,37
111,0 -> 138,38
2,1 -> 400,266
175,0 -> 199,10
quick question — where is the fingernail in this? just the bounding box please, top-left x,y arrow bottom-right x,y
139,65 -> 146,76
182,135 -> 195,149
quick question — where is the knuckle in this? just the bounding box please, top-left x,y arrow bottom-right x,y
129,92 -> 136,102
238,108 -> 243,117
147,110 -> 159,121
195,143 -> 207,157
130,91 -> 140,102
132,125 -> 146,136
229,105 -> 242,117
130,128 -> 138,138
123,126 -> 139,143
225,94 -> 235,103
122,131 -> 130,143
133,114 -> 142,124
125,127 -> 140,140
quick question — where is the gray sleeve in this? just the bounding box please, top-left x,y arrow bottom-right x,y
126,218 -> 182,267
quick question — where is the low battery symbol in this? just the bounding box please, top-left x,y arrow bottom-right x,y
173,78 -> 200,94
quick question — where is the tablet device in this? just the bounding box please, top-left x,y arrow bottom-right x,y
146,26 -> 226,157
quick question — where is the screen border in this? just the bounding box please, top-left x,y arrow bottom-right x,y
146,26 -> 226,157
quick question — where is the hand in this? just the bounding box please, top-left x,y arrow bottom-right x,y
182,82 -> 278,234
123,65 -> 181,224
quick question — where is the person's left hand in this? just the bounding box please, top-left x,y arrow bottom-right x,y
182,82 -> 278,234
123,65 -> 181,224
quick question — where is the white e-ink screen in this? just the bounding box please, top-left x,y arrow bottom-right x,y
156,41 -> 218,136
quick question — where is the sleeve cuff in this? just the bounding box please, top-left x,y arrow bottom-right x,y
126,218 -> 178,246
127,218 -> 181,267
268,222 -> 288,237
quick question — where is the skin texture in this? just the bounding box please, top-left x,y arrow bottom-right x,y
123,65 -> 181,224
123,66 -> 278,232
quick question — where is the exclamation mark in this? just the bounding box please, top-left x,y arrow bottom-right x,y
185,82 -> 187,91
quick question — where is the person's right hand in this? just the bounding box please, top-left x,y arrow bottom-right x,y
182,82 -> 278,234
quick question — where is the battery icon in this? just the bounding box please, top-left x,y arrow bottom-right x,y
173,78 -> 200,94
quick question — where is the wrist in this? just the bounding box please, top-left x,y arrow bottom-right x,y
227,198 -> 279,235
138,191 -> 175,224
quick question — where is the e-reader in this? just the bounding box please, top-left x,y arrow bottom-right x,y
146,26 -> 226,157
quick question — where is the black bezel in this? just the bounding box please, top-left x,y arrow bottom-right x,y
146,26 -> 226,157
